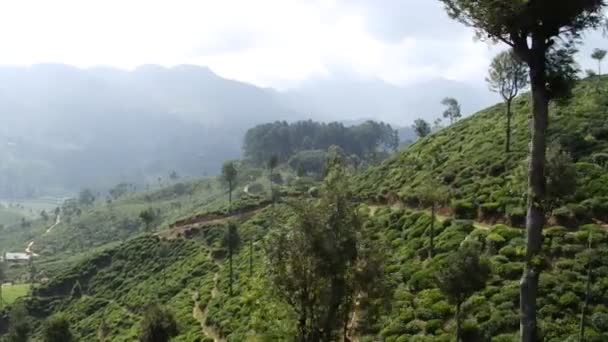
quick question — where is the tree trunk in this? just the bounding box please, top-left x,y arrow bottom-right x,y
520,46 -> 549,342
249,238 -> 253,277
229,244 -> 233,296
579,233 -> 593,342
228,181 -> 233,214
428,203 -> 435,259
506,99 -> 512,153
455,301 -> 461,342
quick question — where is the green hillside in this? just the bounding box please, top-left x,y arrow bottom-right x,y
10,200 -> 608,341
356,77 -> 608,226
4,78 -> 608,341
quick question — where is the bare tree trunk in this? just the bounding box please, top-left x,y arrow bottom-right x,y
229,244 -> 233,296
579,233 -> 593,342
506,99 -> 512,153
428,203 -> 435,259
520,49 -> 548,342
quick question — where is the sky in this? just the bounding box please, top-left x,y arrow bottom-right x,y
0,0 -> 604,90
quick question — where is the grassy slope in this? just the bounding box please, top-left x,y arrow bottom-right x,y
17,202 -> 608,341
356,77 -> 608,222
7,79 -> 608,340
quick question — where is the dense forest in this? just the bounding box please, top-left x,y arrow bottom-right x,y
243,120 -> 399,164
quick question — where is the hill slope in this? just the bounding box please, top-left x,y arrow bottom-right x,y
356,77 -> 608,225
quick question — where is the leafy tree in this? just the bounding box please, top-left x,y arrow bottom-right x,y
268,154 -> 279,203
591,48 -> 607,76
224,221 -> 240,296
138,303 -> 178,342
42,315 -> 74,342
6,303 -> 29,342
40,210 -> 49,221
591,48 -> 607,92
441,97 -> 461,124
221,161 -> 238,214
169,170 -> 179,182
139,208 -> 158,232
266,158 -> 382,341
486,49 -> 529,153
438,1 -> 606,340
412,118 -> 431,138
78,188 -> 96,206
436,244 -> 490,342
545,144 -> 577,212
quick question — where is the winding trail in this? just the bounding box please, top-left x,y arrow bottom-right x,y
25,212 -> 61,256
192,252 -> 225,342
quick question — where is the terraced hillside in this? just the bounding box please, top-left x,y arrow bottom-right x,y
356,77 -> 608,226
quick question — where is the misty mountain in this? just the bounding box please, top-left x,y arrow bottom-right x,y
0,64 -> 497,197
282,75 -> 500,125
0,64 -> 299,197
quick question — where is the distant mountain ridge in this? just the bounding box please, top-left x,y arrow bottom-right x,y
0,64 -> 497,197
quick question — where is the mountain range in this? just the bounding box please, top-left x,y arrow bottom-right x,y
0,64 -> 498,197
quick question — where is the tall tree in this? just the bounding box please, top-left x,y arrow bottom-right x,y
222,161 -> 238,214
487,49 -> 529,153
412,118 -> 432,138
139,208 -> 157,232
436,244 -> 490,342
591,48 -> 607,76
138,303 -> 178,342
438,1 -> 606,340
224,221 -> 240,296
267,161 -> 355,341
417,181 -> 445,259
42,315 -> 74,342
591,48 -> 607,92
268,154 -> 279,204
441,97 -> 461,124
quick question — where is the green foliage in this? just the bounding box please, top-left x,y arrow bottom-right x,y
5,303 -> 30,342
412,119 -> 431,138
138,303 -> 178,342
243,119 -> 398,164
436,244 -> 490,306
441,97 -> 461,124
356,77 -> 608,222
42,314 -> 74,342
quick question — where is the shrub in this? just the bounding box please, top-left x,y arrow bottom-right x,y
581,197 -> 608,221
552,206 -> 576,228
479,202 -> 502,222
501,207 -> 522,228
452,200 -> 477,219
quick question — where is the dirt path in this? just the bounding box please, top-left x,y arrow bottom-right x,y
159,205 -> 265,240
192,253 -> 225,342
368,203 -> 492,231
25,212 -> 61,256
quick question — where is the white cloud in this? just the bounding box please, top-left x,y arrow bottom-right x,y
0,0 -> 599,89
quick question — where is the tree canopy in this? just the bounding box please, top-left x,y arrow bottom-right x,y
412,118 -> 431,138
243,120 -> 398,164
